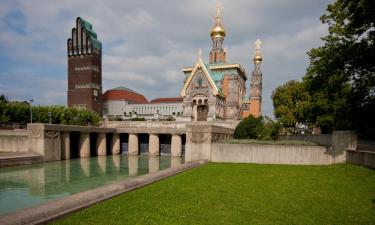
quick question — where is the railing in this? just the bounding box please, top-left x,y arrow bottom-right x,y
0,122 -> 27,130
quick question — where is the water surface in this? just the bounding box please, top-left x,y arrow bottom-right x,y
0,154 -> 184,215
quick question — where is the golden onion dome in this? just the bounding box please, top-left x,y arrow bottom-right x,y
210,21 -> 226,39
253,52 -> 262,63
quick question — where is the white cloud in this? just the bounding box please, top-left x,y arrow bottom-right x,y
0,0 -> 334,117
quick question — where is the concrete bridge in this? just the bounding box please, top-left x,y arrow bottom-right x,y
27,121 -> 235,162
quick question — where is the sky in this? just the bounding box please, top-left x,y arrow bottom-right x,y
0,0 -> 333,117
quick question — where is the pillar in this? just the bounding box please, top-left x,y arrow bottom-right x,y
97,133 -> 107,156
149,134 -> 159,156
171,134 -> 182,157
61,132 -> 70,160
79,132 -> 90,158
128,133 -> 139,155
111,133 -> 121,155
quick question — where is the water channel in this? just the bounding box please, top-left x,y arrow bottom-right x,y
0,154 -> 184,215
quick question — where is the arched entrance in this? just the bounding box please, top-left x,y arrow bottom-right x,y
197,105 -> 208,121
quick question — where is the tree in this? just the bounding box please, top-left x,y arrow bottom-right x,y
274,0 -> 375,137
272,80 -> 311,127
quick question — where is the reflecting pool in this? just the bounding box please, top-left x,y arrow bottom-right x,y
0,155 -> 184,215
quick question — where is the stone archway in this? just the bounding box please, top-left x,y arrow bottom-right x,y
197,105 -> 209,121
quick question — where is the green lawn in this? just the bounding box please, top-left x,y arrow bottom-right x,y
53,163 -> 375,225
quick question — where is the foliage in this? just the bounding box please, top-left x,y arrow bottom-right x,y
272,0 -> 374,137
304,0 -> 375,135
53,163 -> 375,225
0,96 -> 101,126
221,139 -> 319,146
272,80 -> 311,127
233,115 -> 280,140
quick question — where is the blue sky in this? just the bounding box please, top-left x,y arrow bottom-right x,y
0,0 -> 333,117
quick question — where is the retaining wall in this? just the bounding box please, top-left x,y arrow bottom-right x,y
0,130 -> 28,152
211,143 -> 334,165
347,150 -> 375,168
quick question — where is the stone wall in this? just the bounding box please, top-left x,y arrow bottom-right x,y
211,143 -> 334,165
280,134 -> 332,146
185,124 -> 234,162
0,130 -> 28,152
347,150 -> 375,169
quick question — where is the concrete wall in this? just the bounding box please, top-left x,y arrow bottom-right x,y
347,150 -> 375,169
211,143 -> 334,165
0,130 -> 28,152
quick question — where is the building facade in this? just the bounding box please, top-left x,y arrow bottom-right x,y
102,87 -> 183,120
67,17 -> 103,115
180,4 -> 263,121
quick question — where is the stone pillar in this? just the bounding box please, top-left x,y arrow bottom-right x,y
111,133 -> 121,155
61,132 -> 70,160
149,134 -> 159,156
171,134 -> 182,157
96,133 -> 107,156
79,132 -> 90,158
193,105 -> 198,121
128,133 -> 139,155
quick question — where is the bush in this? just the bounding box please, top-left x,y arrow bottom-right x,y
234,115 -> 281,140
0,96 -> 101,126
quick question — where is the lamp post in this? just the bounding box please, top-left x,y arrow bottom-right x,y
29,99 -> 34,123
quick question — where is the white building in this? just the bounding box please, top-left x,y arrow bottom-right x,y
102,86 -> 183,120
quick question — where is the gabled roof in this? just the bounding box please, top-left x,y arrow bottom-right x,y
181,58 -> 220,98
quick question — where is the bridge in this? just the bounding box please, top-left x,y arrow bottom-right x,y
27,121 -> 235,162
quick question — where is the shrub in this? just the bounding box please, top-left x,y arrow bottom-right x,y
234,115 -> 281,140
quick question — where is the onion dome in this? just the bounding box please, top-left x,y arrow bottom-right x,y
210,3 -> 226,39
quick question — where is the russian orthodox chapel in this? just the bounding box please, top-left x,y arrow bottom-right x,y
180,3 -> 263,121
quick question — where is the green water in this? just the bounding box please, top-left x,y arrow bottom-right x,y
0,155 -> 184,215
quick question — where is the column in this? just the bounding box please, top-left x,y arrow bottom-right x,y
128,133 -> 139,155
149,134 -> 159,156
193,105 -> 198,121
61,132 -> 71,160
111,133 -> 121,155
96,133 -> 107,156
79,132 -> 90,158
171,134 -> 182,157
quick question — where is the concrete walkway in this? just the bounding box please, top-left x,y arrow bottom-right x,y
0,160 -> 207,225
0,152 -> 43,167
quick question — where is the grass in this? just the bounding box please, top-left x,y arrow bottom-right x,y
221,138 -> 320,146
53,163 -> 375,225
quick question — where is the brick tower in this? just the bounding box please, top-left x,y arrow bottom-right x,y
249,39 -> 263,117
67,17 -> 102,115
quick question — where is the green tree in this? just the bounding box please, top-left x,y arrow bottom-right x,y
272,80 -> 311,127
304,0 -> 374,136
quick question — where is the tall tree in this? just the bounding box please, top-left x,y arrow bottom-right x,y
304,0 -> 374,136
272,80 -> 311,127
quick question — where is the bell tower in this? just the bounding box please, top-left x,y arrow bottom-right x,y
67,17 -> 102,115
249,38 -> 263,117
209,2 -> 226,64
